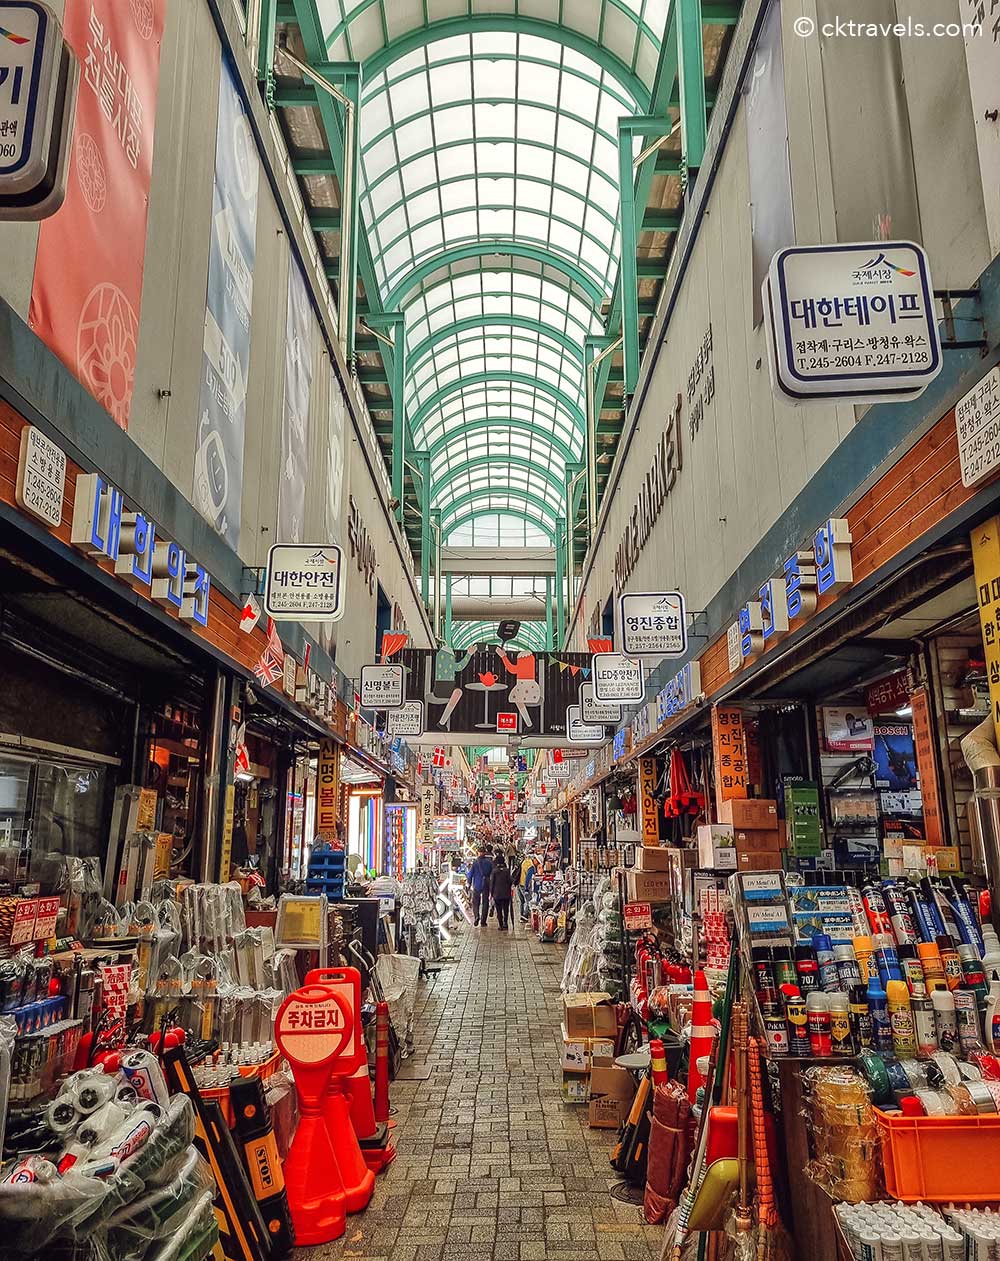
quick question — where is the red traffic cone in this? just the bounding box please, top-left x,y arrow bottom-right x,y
323,1071 -> 375,1213
373,1001 -> 392,1127
687,969 -> 716,1104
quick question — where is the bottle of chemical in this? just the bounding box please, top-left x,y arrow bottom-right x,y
829,993 -> 855,1056
921,877 -> 956,939
886,979 -> 917,1058
984,972 -> 1000,1054
958,944 -> 990,1006
853,935 -> 876,984
834,943 -> 862,991
949,877 -> 985,954
954,986 -> 984,1053
981,924 -> 1000,971
813,933 -> 840,993
751,945 -> 780,1014
771,945 -> 797,990
781,984 -> 811,1056
867,977 -> 893,1055
795,944 -> 820,994
882,881 -> 918,946
931,988 -> 958,1052
916,941 -> 949,993
911,995 -> 938,1057
862,883 -> 894,936
907,883 -> 941,943
936,935 -> 964,991
897,945 -> 927,998
849,985 -> 874,1050
874,933 -> 905,985
806,991 -> 832,1056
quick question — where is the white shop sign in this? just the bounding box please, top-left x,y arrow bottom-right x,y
388,700 -> 424,737
592,652 -> 643,703
765,242 -> 941,404
15,423 -> 64,525
957,364 -> 1000,489
619,591 -> 687,657
264,543 -> 344,621
580,681 -> 622,725
360,664 -> 404,710
565,704 -> 605,746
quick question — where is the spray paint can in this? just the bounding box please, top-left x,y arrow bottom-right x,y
807,991 -> 832,1056
958,944 -> 990,1006
846,884 -> 869,936
862,884 -> 894,937
771,945 -> 797,990
949,877 -> 985,954
813,934 -> 840,992
874,933 -> 905,985
955,987 -> 985,1053
751,946 -> 780,1015
937,935 -> 964,990
781,984 -> 811,1056
829,993 -> 855,1056
853,935 -> 876,984
795,944 -> 820,994
834,943 -> 862,991
763,1014 -> 789,1057
886,980 -> 917,1058
868,977 -> 893,1055
921,878 -> 956,940
932,988 -> 958,1052
911,996 -> 938,1056
849,985 -> 874,1049
917,941 -> 949,993
908,884 -> 942,943
897,945 -> 927,998
882,881 -> 918,947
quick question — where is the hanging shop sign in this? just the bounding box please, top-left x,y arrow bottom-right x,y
726,517 -> 852,673
632,702 -> 654,747
546,761 -> 570,781
612,727 -> 631,763
263,544 -> 344,621
866,670 -> 911,715
565,704 -> 605,745
638,757 -> 659,845
619,591 -> 687,658
910,686 -> 944,847
387,701 -> 424,737
316,739 -> 340,841
613,393 -> 683,591
70,471 -> 210,626
15,423 -> 64,525
623,902 -> 653,931
972,516 -> 1000,730
592,652 -> 643,704
419,783 -> 435,846
580,681 -> 622,725
957,364 -> 1000,489
656,660 -> 702,725
712,706 -> 748,802
347,496 -> 376,594
0,2 -> 76,220
359,664 -> 404,710
764,241 -> 942,404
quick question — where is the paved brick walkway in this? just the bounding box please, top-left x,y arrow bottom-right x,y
304,919 -> 660,1261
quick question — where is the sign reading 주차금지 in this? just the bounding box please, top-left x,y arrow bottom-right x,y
765,242 -> 941,404
620,591 -> 687,657
388,701 -> 424,737
957,365 -> 1000,489
580,681 -> 622,725
565,704 -> 605,745
264,544 -> 344,620
360,664 -> 404,709
592,653 -> 643,704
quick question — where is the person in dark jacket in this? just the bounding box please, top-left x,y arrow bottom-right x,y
490,859 -> 514,931
468,848 -> 493,927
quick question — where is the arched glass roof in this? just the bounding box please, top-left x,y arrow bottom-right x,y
312,1 -> 670,538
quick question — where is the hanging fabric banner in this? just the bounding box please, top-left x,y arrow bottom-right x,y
29,0 -> 167,429
277,260 -> 313,543
193,54 -> 259,549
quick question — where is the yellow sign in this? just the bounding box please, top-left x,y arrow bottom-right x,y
972,515 -> 1000,730
638,757 -> 659,845
316,739 -> 341,840
712,706 -> 748,802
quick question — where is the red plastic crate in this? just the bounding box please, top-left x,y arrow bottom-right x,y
874,1108 -> 1000,1202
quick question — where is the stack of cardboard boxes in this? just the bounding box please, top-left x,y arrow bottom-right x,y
696,799 -> 785,872
623,843 -> 672,903
560,993 -> 635,1127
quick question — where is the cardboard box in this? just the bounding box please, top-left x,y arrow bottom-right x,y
634,845 -> 673,872
926,846 -> 961,873
735,849 -> 783,871
625,869 -> 672,903
733,828 -> 784,853
563,992 -> 617,1039
719,798 -> 779,830
561,1026 -> 615,1072
588,1058 -> 635,1129
697,824 -> 734,868
562,1070 -> 589,1104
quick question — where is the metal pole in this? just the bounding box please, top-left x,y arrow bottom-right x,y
431,509 -> 442,639
445,575 -> 453,645
416,450 -> 431,607
618,121 -> 640,398
198,669 -> 227,883
545,575 -> 554,649
677,0 -> 708,176
554,525 -> 566,648
584,335 -> 622,537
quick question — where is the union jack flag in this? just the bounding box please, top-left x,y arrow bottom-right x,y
253,618 -> 284,687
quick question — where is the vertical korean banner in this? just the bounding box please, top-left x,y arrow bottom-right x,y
972,516 -> 1000,729
29,0 -> 167,430
712,706 -> 748,803
193,55 -> 259,550
277,261 -> 313,543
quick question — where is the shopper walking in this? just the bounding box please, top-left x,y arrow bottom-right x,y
516,853 -> 536,922
468,847 -> 493,927
490,858 -> 514,931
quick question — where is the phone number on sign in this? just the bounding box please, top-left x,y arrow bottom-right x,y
799,351 -> 933,371
961,415 -> 1000,487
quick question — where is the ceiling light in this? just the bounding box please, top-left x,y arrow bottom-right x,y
895,706 -> 912,718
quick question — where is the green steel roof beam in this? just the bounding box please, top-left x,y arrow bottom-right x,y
366,311 -> 406,523
443,510 -> 557,545
410,371 -> 586,437
410,283 -> 598,348
358,16 -> 651,108
407,316 -> 586,375
384,242 -> 608,313
677,0 -> 709,174
426,418 -> 579,465
439,489 -> 563,532
430,456 -> 568,504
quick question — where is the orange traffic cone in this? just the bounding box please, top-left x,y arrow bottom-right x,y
324,1070 -> 375,1213
373,1001 -> 392,1127
687,969 -> 716,1105
284,1061 -> 348,1245
347,1063 -> 377,1140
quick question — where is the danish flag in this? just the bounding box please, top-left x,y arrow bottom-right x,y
432,746 -> 447,768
